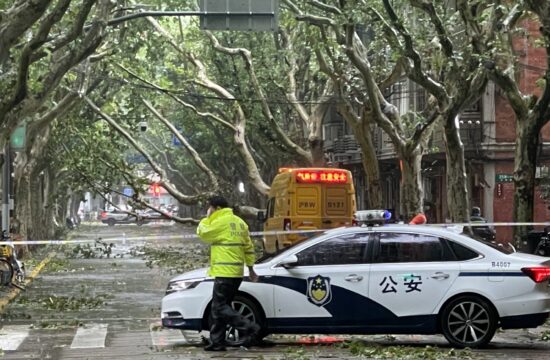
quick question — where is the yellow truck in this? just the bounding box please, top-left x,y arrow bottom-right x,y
257,168 -> 356,254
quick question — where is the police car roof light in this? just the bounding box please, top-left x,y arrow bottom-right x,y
355,209 -> 392,226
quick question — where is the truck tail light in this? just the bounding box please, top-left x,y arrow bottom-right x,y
101,211 -> 107,219
521,267 -> 550,283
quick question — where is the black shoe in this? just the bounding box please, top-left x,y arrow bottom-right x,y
241,324 -> 261,347
204,344 -> 227,351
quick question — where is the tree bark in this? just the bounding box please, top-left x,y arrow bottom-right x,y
309,138 -> 325,166
444,116 -> 470,222
354,119 -> 383,209
398,147 -> 423,220
512,116 -> 541,248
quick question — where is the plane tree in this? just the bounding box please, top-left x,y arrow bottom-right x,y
0,0 -> 115,148
285,0 -> 517,222
482,1 -> 550,246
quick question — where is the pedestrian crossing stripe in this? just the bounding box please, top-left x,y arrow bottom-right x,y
70,323 -> 108,349
149,322 -> 187,346
0,322 -> 203,352
0,325 -> 29,351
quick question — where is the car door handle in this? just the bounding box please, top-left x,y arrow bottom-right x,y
430,272 -> 450,280
345,274 -> 363,282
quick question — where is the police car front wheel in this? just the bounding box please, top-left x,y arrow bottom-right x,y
207,295 -> 265,347
440,295 -> 497,348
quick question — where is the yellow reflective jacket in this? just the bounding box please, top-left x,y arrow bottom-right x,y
196,208 -> 255,278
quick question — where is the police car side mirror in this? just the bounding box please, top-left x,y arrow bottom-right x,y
256,211 -> 266,222
278,255 -> 298,269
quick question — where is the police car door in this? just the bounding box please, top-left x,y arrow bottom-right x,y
368,231 -> 460,325
271,233 -> 371,332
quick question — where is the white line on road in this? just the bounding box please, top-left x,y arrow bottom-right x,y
70,323 -> 108,349
150,322 -> 188,346
0,325 -> 30,351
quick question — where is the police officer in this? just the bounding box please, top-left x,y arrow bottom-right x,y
197,196 -> 260,351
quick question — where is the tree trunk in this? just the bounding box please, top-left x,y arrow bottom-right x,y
444,117 -> 470,222
29,172 -> 47,241
14,171 -> 31,256
44,167 -> 61,238
512,117 -> 541,249
355,123 -> 383,209
398,147 -> 423,221
309,137 -> 325,166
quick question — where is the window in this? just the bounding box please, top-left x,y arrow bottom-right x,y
266,198 -> 275,218
375,232 -> 452,263
447,241 -> 479,260
296,233 -> 369,266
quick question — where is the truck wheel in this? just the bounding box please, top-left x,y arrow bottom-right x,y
107,219 -> 115,227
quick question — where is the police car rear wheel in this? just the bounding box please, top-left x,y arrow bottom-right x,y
440,295 -> 497,348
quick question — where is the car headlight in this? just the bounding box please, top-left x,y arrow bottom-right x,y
166,278 -> 204,294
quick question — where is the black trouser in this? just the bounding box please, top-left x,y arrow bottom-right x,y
209,277 -> 255,346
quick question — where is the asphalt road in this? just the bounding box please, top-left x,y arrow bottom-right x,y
0,223 -> 549,359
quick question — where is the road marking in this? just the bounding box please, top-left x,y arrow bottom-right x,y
149,322 -> 187,346
0,325 -> 30,351
70,323 -> 108,349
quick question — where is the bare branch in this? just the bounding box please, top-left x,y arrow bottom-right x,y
309,0 -> 342,15
204,31 -> 312,163
84,96 -> 210,205
381,0 -> 448,103
0,0 -> 51,65
141,98 -> 220,191
409,0 -> 455,59
115,63 -> 236,130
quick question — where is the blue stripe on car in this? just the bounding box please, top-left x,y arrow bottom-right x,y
260,276 -> 438,332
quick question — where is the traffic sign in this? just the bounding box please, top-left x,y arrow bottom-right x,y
199,0 -> 279,31
495,174 -> 513,183
10,124 -> 26,150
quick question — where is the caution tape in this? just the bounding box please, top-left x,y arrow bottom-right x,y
0,222 -> 548,246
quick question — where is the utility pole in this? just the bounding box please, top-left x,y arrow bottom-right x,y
2,144 -> 10,235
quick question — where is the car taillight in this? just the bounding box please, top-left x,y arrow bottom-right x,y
521,267 -> 550,283
283,218 -> 291,231
101,211 -> 107,219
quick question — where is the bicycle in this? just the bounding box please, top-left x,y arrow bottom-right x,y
0,230 -> 25,290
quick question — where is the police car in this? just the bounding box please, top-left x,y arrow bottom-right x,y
161,211 -> 550,348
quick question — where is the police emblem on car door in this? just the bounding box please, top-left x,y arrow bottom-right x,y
307,275 -> 332,306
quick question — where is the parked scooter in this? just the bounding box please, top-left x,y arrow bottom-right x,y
532,227 -> 550,257
0,230 -> 25,290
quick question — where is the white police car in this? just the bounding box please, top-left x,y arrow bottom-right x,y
161,213 -> 550,348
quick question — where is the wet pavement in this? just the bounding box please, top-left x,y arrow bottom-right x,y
0,222 -> 548,359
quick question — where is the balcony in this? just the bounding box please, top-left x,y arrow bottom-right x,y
324,135 -> 362,164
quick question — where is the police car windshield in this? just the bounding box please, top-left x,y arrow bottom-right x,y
256,238 -> 309,263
